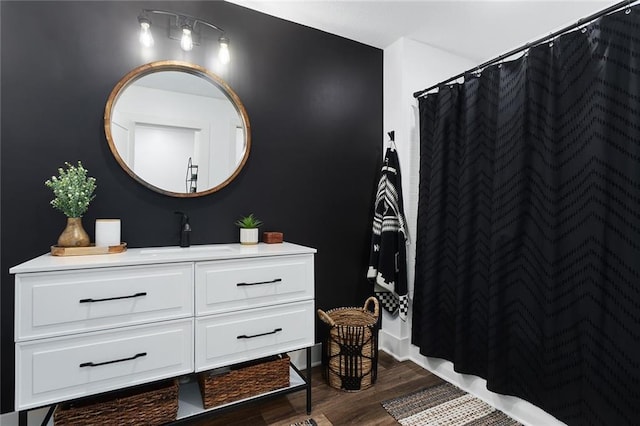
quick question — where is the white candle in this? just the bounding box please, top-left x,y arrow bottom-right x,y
95,219 -> 121,247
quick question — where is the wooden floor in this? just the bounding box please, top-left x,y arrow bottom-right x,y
185,351 -> 444,426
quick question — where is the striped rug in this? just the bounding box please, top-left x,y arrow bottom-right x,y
289,420 -> 317,426
382,382 -> 521,426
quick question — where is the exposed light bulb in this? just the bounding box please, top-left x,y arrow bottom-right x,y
138,18 -> 154,47
180,26 -> 193,51
218,37 -> 230,64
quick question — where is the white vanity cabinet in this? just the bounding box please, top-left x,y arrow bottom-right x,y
15,263 -> 194,341
11,242 -> 316,424
194,255 -> 315,371
16,319 -> 194,411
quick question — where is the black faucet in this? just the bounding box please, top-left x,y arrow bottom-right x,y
175,211 -> 191,247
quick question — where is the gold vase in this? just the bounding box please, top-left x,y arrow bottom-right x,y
57,217 -> 90,247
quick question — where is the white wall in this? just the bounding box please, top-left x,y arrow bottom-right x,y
381,37 -> 567,426
381,37 -> 475,351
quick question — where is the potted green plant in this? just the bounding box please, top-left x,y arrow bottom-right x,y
45,161 -> 97,247
235,213 -> 263,245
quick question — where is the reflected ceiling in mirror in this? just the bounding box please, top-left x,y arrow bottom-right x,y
104,60 -> 251,197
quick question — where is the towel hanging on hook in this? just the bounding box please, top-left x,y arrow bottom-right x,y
368,131 -> 409,320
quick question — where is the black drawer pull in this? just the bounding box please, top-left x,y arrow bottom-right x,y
237,328 -> 283,339
79,292 -> 147,303
79,352 -> 147,368
236,278 -> 282,287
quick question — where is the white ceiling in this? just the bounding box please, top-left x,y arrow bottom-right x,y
227,0 -> 614,63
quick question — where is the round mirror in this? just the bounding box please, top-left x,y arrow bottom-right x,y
104,60 -> 250,197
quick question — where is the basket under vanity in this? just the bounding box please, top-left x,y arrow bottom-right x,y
11,242 -> 316,425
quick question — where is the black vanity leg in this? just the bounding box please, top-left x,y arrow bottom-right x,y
306,346 -> 312,414
19,411 -> 27,426
41,405 -> 55,426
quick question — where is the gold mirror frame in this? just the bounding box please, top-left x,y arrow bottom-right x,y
104,60 -> 251,197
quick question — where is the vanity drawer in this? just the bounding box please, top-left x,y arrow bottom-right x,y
15,263 -> 193,341
15,318 -> 193,410
195,254 -> 314,315
194,300 -> 314,371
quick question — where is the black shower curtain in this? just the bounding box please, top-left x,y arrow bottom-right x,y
412,7 -> 640,426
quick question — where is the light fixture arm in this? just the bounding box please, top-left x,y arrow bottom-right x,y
193,19 -> 224,34
140,9 -> 225,34
138,9 -> 230,61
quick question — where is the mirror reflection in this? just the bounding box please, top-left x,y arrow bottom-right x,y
104,61 -> 250,197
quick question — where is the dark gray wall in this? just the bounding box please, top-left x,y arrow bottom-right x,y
0,1 -> 382,412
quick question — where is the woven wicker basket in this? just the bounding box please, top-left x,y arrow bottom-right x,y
53,379 -> 178,426
317,296 -> 380,392
198,354 -> 290,409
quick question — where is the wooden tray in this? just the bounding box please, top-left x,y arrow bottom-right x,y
51,243 -> 127,256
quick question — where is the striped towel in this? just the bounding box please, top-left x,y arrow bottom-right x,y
367,142 -> 409,321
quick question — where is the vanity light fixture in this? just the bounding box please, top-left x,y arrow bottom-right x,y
180,25 -> 194,51
137,9 -> 230,63
218,37 -> 230,65
138,17 -> 154,47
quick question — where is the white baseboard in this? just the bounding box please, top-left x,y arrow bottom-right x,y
379,330 -> 566,426
0,407 -> 48,426
379,327 -> 411,361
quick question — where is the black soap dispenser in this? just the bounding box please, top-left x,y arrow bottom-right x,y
175,211 -> 191,247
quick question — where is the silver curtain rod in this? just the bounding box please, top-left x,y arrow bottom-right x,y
413,0 -> 636,99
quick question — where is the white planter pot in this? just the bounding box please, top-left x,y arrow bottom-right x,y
240,228 -> 259,245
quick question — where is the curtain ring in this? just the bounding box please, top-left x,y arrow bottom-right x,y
626,0 -> 631,14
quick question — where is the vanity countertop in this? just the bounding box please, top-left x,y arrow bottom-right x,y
10,242 -> 317,274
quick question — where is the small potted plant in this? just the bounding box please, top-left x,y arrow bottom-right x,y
235,213 -> 263,245
45,161 -> 97,247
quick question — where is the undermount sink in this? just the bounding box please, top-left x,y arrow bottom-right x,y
140,245 -> 234,255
